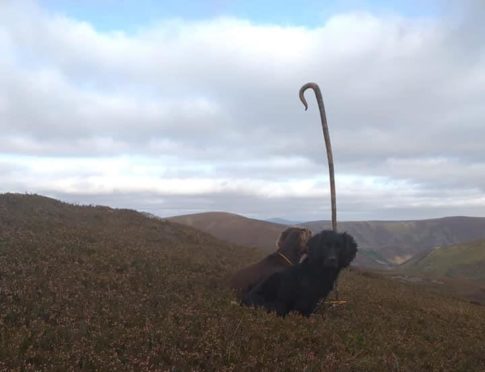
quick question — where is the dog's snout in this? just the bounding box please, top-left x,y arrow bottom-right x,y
324,256 -> 338,267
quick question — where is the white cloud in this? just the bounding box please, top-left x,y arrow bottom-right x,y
1,1 -> 484,220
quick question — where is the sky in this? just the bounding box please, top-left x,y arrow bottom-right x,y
1,0 -> 484,222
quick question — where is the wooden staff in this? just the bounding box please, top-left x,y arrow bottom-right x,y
299,82 -> 337,232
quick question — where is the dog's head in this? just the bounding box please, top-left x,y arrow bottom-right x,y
277,227 -> 313,257
307,230 -> 358,268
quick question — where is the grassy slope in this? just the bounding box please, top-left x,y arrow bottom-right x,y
168,212 -> 285,251
169,212 -> 485,269
402,240 -> 485,282
1,194 -> 485,371
168,213 -> 392,269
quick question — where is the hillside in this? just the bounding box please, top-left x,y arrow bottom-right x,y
1,193 -> 485,370
304,217 -> 485,266
167,212 -> 389,269
170,212 -> 485,268
168,211 -> 284,250
401,239 -> 485,282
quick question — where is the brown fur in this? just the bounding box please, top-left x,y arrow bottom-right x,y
230,227 -> 312,300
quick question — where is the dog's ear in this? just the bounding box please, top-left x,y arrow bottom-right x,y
340,232 -> 358,266
343,233 -> 358,252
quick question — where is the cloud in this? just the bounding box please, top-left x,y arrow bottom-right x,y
1,1 -> 484,220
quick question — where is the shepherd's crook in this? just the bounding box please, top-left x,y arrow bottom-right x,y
299,82 -> 337,232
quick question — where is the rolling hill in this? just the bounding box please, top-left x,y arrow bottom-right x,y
168,212 -> 390,269
169,212 -> 485,269
1,193 -> 485,370
304,217 -> 485,265
401,239 -> 485,282
169,211 -> 284,251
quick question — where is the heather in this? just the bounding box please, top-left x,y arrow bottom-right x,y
1,194 -> 484,371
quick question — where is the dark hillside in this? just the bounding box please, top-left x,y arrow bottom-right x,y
1,194 -> 485,370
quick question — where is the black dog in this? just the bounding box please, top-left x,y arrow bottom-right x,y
242,230 -> 357,317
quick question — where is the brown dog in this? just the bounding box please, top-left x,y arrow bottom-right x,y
230,227 -> 312,300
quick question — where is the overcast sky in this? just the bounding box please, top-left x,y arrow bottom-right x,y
1,0 -> 484,221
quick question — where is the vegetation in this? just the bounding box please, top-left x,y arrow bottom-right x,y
170,212 -> 485,269
402,239 -> 485,282
1,194 -> 485,370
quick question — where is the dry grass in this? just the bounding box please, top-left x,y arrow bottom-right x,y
1,194 -> 485,371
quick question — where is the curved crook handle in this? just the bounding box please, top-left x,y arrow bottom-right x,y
299,82 -> 316,111
299,82 -> 337,232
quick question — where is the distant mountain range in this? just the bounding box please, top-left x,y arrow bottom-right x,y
168,212 -> 485,272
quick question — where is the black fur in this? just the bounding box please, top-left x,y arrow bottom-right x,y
242,230 -> 357,317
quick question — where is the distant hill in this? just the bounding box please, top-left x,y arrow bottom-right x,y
169,212 -> 485,269
1,193 -> 485,370
168,212 -> 385,268
168,212 -> 285,251
266,217 -> 303,225
400,239 -> 485,282
303,217 -> 485,265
